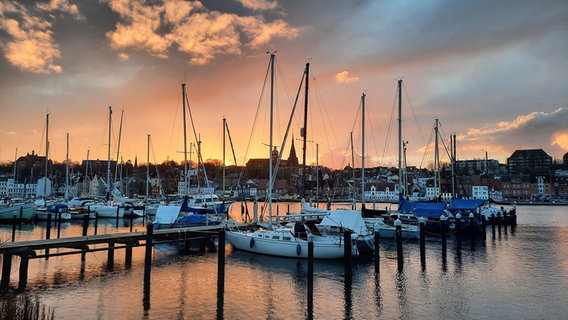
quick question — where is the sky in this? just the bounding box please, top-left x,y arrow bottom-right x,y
1,0 -> 568,171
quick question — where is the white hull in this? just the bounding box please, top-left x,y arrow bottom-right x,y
91,205 -> 125,218
226,229 -> 348,259
364,218 -> 420,239
34,211 -> 72,221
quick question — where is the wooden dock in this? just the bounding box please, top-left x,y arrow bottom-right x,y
0,223 -> 253,292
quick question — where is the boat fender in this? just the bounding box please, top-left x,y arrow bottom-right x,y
250,238 -> 255,248
296,244 -> 301,256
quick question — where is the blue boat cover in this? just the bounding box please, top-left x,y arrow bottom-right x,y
447,199 -> 486,211
398,199 -> 445,218
178,214 -> 207,224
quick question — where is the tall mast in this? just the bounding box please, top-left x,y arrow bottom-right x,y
223,117 -> 226,195
146,134 -> 150,205
269,52 -> 275,226
107,106 -> 112,199
44,113 -> 49,198
182,83 -> 188,196
350,131 -> 355,205
398,79 -> 403,197
361,92 -> 366,208
434,118 -> 440,197
65,133 -> 69,201
114,109 -> 124,194
301,62 -> 309,200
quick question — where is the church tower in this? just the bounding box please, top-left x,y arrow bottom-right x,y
288,137 -> 299,167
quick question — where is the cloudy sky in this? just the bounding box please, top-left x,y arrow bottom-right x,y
1,0 -> 567,170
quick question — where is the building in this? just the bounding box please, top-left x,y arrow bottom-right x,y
507,149 -> 552,175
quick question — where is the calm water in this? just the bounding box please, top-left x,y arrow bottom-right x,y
1,204 -> 567,319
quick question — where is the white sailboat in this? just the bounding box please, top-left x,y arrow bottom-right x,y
226,55 -> 353,259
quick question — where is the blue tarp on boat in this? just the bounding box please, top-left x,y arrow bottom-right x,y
178,214 -> 207,224
447,199 -> 486,211
398,199 -> 446,218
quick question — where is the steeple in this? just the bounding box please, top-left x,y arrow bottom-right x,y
288,135 -> 299,167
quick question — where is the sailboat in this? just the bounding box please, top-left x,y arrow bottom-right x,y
153,83 -> 230,229
226,55 -> 353,259
34,114 -> 72,221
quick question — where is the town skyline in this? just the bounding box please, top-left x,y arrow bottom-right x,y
2,1 -> 568,170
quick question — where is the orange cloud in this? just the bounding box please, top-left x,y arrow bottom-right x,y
237,0 -> 279,11
0,1 -> 83,73
552,130 -> 568,151
105,0 -> 300,65
335,71 -> 359,84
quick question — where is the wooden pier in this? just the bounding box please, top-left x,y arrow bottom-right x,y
0,223 -> 253,292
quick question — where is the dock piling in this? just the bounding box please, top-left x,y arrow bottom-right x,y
395,219 -> 403,272
419,218 -> 426,271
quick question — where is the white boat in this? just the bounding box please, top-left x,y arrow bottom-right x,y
226,56 -> 356,260
0,198 -> 35,221
364,217 -> 420,239
226,221 -> 350,259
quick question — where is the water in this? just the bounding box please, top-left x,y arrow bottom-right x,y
1,204 -> 567,319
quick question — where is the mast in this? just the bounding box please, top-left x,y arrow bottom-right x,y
301,62 -> 309,200
223,117 -> 226,196
397,79 -> 403,198
114,109 -> 124,195
146,134 -> 150,205
65,133 -> 69,201
269,52 -> 275,226
107,106 -> 112,200
361,92 -> 366,208
316,143 -> 319,204
451,133 -> 456,198
182,83 -> 189,196
44,113 -> 49,198
434,118 -> 440,198
350,131 -> 355,207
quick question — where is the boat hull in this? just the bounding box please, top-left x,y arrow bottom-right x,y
0,203 -> 35,221
226,230 -> 347,259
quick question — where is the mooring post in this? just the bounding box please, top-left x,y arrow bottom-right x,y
143,222 -> 154,309
116,206 -> 120,227
45,213 -> 52,259
344,230 -> 352,279
82,213 -> 89,236
456,213 -> 462,249
440,215 -> 447,254
107,242 -> 115,270
46,213 -> 52,239
12,215 -> 16,242
94,212 -> 99,235
217,230 -> 226,318
18,251 -> 34,292
497,213 -> 502,236
419,217 -> 426,271
395,219 -> 403,272
57,212 -> 62,239
308,234 -> 314,317
1,254 -> 12,293
19,207 -> 23,224
130,214 -> 134,232
125,242 -> 133,269
373,225 -> 380,273
144,222 -> 154,286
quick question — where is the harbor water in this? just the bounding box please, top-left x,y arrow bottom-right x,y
0,204 -> 567,319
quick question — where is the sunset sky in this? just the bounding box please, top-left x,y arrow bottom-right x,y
1,0 -> 568,171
